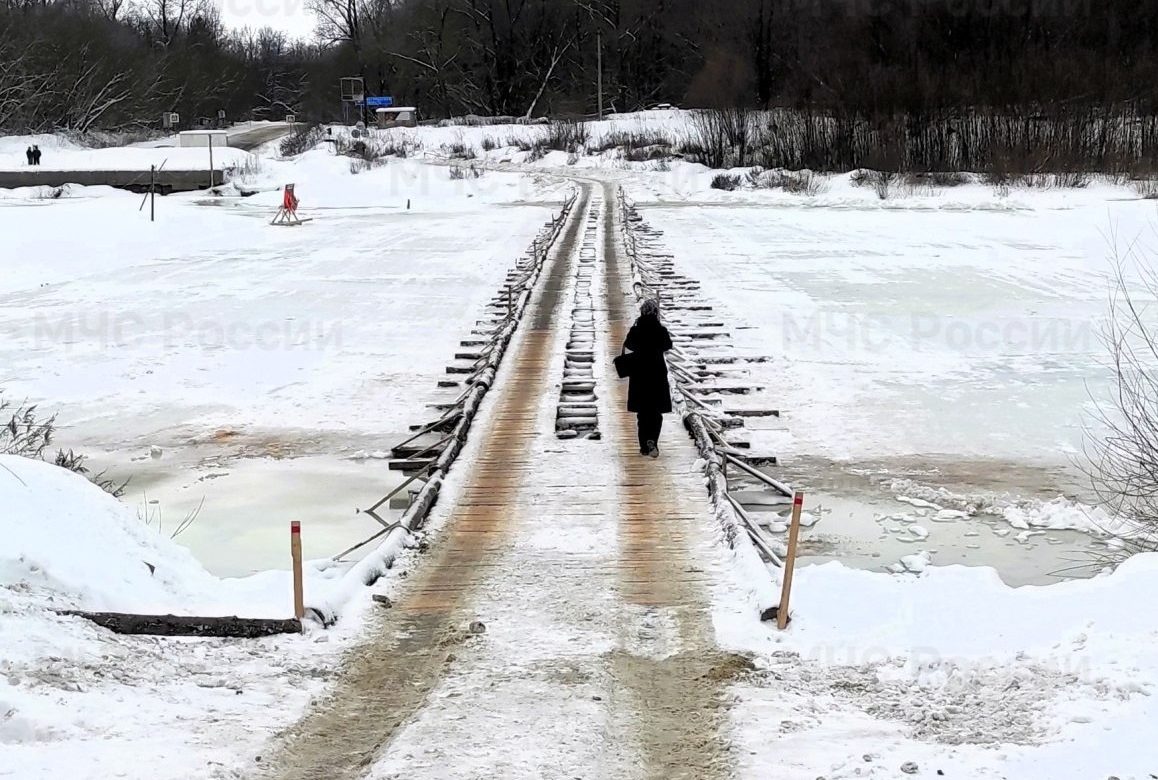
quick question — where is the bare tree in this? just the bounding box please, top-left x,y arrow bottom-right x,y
137,0 -> 200,46
1084,242 -> 1158,559
311,0 -> 362,47
0,39 -> 54,128
92,0 -> 128,20
524,37 -> 572,118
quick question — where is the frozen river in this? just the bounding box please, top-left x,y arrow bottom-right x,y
2,146 -> 1152,583
0,155 -> 565,575
633,184 -> 1157,582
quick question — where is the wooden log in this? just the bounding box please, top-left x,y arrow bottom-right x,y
687,385 -> 758,395
408,414 -> 460,433
60,611 -> 302,637
390,441 -> 446,459
389,457 -> 434,472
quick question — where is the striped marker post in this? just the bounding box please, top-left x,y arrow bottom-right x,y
777,492 -> 805,630
291,521 -> 304,620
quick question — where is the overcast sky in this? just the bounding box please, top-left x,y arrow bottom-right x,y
217,0 -> 317,40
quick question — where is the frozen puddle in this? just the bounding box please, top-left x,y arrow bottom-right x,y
792,489 -> 1097,586
766,457 -> 1108,586
87,447 -> 406,577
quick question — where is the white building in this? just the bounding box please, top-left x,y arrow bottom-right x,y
177,130 -> 230,148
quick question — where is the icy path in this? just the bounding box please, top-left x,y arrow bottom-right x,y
256,183 -> 751,780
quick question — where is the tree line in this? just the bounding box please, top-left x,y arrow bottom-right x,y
2,0 -> 1156,132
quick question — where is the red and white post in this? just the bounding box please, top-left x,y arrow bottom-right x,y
290,521 -> 304,620
777,492 -> 805,630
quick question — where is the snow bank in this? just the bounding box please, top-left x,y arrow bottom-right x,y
0,133 -> 84,156
0,454 -> 215,614
0,144 -> 253,172
0,183 -> 131,200
722,555 -> 1158,779
783,555 -> 1158,660
0,454 -> 356,621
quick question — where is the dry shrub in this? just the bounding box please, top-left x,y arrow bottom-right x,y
747,168 -> 827,195
279,124 -> 323,157
905,171 -> 970,188
710,173 -> 741,191
542,120 -> 589,153
851,169 -> 899,199
1133,179 -> 1158,199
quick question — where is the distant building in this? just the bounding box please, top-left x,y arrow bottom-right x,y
178,130 -> 229,148
375,107 -> 419,128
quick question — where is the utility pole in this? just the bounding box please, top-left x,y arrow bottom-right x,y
208,133 -> 215,188
596,30 -> 603,119
150,165 -> 155,222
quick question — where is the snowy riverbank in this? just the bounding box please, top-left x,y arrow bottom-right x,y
2,117 -> 1156,777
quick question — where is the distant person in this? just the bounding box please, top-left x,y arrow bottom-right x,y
31,145 -> 41,165
25,146 -> 33,166
622,298 -> 673,458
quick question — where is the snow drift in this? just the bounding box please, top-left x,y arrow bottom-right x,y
0,454 -> 216,614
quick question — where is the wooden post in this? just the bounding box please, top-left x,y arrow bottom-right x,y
290,521 -> 304,620
777,492 -> 804,630
149,165 -> 155,222
208,133 -> 215,188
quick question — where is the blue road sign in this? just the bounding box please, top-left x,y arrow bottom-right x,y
365,96 -> 394,108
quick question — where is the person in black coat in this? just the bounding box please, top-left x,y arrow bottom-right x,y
623,298 -> 673,458
25,147 -> 33,166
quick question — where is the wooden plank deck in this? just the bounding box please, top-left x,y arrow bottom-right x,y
262,183 -> 737,780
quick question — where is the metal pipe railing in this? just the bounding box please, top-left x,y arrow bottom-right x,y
726,493 -> 784,568
616,186 -> 796,576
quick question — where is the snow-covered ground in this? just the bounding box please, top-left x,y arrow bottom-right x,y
0,143 -> 567,574
1,135 -> 569,776
3,114 -> 1157,778
713,551 -> 1158,780
0,133 -> 253,172
0,453 -> 391,779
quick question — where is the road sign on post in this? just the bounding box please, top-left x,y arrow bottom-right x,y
366,96 -> 394,108
339,77 -> 365,102
339,77 -> 366,125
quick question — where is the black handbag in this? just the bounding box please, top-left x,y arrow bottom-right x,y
614,346 -> 636,379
